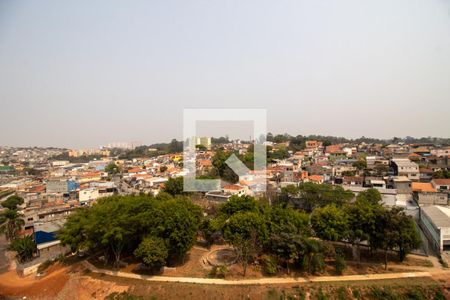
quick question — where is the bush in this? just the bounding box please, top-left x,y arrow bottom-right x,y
404,287 -> 426,300
334,250 -> 346,275
316,288 -> 329,300
262,255 -> 277,276
351,289 -> 361,299
433,288 -> 446,300
208,265 -> 228,278
336,287 -> 351,300
368,287 -> 399,300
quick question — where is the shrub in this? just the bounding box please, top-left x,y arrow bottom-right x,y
316,288 -> 329,300
368,287 -> 399,300
404,287 -> 426,300
208,265 -> 228,278
334,250 -> 346,275
262,255 -> 277,276
351,289 -> 361,299
433,288 -> 446,300
336,287 -> 351,300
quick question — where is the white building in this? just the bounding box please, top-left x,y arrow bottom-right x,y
79,188 -> 100,203
420,205 -> 450,253
391,158 -> 420,181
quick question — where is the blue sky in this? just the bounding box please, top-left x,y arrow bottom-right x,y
1,0 -> 449,148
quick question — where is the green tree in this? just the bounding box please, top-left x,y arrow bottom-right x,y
134,236 -> 168,269
105,163 -> 120,175
433,169 -> 450,179
344,198 -> 377,263
58,208 -> 90,252
294,183 -> 354,212
311,204 -> 349,241
276,184 -> 299,208
196,144 -> 207,151
219,195 -> 258,217
59,194 -> 202,267
374,164 -> 389,176
8,235 -> 36,263
163,177 -> 184,196
153,198 -> 202,263
0,209 -> 25,241
352,159 -> 367,171
1,195 -> 24,210
298,238 -> 326,274
376,207 -> 421,264
269,206 -> 310,237
269,225 -> 303,274
356,188 -> 382,206
224,211 -> 268,276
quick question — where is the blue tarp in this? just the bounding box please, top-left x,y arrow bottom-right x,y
34,231 -> 57,245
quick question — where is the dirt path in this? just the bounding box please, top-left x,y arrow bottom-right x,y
0,264 -> 70,299
82,260 -> 448,286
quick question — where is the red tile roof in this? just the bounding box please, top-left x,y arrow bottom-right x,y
433,179 -> 450,185
412,182 -> 437,193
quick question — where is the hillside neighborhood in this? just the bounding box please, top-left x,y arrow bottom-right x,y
1,136 -> 450,291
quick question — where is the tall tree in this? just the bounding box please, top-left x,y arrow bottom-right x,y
1,195 -> 24,210
0,209 -> 25,241
224,211 -> 268,276
311,204 -> 349,241
134,236 -> 168,269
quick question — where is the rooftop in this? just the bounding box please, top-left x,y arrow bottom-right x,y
433,179 -> 450,185
412,182 -> 437,193
422,206 -> 450,228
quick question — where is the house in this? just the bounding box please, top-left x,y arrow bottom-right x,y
47,179 -> 79,194
419,168 -> 434,182
431,147 -> 450,158
307,175 -> 324,184
412,182 -> 437,193
342,176 -> 364,186
414,192 -> 448,206
126,167 -> 146,177
420,205 -> 450,253
78,171 -> 102,183
432,179 -> 450,193
332,164 -> 357,178
391,158 -> 420,181
364,177 -> 387,189
34,221 -> 65,256
79,188 -> 100,203
392,176 -> 412,194
205,191 -> 232,202
223,184 -> 248,196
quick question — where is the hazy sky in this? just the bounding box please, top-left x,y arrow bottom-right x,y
1,0 -> 450,148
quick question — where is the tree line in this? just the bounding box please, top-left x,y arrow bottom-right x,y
201,186 -> 420,275
58,193 -> 202,269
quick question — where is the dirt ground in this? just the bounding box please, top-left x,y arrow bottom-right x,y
0,246 -> 447,300
0,262 -> 449,300
88,245 -> 438,280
